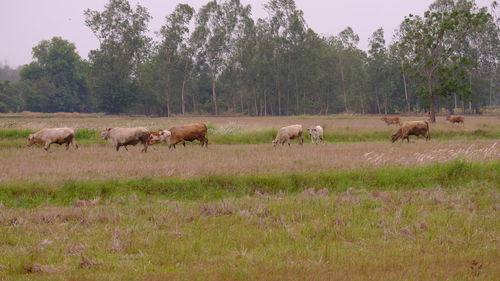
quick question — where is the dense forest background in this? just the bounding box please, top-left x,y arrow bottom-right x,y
0,0 -> 498,121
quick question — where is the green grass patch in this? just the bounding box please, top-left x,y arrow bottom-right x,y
1,160 -> 498,208
1,128 -> 498,147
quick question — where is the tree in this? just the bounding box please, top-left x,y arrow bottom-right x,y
85,0 -> 151,113
397,0 -> 491,122
18,37 -> 90,112
157,4 -> 195,116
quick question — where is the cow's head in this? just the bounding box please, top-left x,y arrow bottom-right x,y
27,134 -> 35,147
101,128 -> 112,140
307,127 -> 317,136
391,129 -> 402,143
147,130 -> 171,145
445,115 -> 451,120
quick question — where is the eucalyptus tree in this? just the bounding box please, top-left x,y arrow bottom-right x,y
84,0 -> 151,113
397,0 -> 491,122
157,4 -> 195,116
329,27 -> 367,113
367,28 -> 390,114
191,0 -> 247,115
264,0 -> 306,115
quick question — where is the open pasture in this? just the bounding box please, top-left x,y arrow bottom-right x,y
0,114 -> 499,280
0,140 -> 498,184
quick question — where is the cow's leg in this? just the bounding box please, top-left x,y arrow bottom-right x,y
71,138 -> 78,150
44,142 -> 51,151
116,145 -> 120,151
141,142 -> 148,153
124,146 -> 129,151
65,141 -> 70,150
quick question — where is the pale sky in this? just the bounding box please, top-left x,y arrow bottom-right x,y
0,0 -> 494,67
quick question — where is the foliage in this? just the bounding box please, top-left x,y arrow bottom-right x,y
1,0 -> 498,115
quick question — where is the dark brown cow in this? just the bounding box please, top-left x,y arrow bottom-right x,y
166,123 -> 208,149
446,115 -> 464,124
391,121 -> 430,143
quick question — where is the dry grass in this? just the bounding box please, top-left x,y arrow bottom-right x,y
1,114 -> 498,133
0,140 -> 498,184
0,186 -> 498,280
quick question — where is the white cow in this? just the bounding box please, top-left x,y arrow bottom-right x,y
101,127 -> 150,152
272,124 -> 303,147
27,127 -> 78,151
307,125 -> 324,144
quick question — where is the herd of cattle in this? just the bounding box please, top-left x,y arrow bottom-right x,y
25,115 -> 465,151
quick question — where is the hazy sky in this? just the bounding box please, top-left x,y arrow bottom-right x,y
0,0 -> 494,67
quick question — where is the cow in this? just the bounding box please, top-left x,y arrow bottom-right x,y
446,115 -> 464,124
27,127 -> 78,151
307,125 -> 324,144
391,121 -> 430,143
165,123 -> 208,149
381,116 -> 401,126
101,127 -> 150,152
273,124 -> 304,147
147,130 -> 172,145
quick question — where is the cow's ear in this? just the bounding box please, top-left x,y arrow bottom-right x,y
106,128 -> 111,131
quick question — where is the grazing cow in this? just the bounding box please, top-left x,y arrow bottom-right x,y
391,121 -> 430,143
101,127 -> 150,152
273,124 -> 303,147
147,130 -> 172,145
27,127 -> 78,151
381,116 -> 401,126
307,125 -> 324,144
166,123 -> 208,149
446,115 -> 464,124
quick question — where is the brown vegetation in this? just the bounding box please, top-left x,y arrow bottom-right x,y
0,140 -> 497,183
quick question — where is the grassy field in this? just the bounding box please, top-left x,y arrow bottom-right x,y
0,114 -> 499,280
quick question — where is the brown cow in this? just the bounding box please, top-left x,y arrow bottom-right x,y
166,123 -> 208,149
101,127 -> 150,152
381,116 -> 401,126
446,115 -> 464,124
391,121 -> 430,143
27,127 -> 78,151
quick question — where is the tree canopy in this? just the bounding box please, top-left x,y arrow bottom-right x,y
1,0 -> 498,115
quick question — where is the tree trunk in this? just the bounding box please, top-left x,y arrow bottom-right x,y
264,89 -> 267,116
428,72 -> 436,123
340,66 -> 348,112
453,93 -> 457,112
212,76 -> 218,116
181,74 -> 187,116
402,70 -> 410,113
166,72 -> 171,117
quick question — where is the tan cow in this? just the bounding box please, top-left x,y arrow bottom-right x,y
27,127 -> 78,151
381,116 -> 401,126
391,121 -> 430,143
273,124 -> 303,147
446,115 -> 464,124
101,127 -> 150,152
165,123 -> 208,149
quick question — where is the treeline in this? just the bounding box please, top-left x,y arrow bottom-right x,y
0,0 -> 498,119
